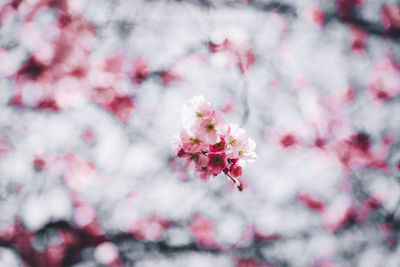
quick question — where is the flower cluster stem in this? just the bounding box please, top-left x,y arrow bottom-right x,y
225,173 -> 243,191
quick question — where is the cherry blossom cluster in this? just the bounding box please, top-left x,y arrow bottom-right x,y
174,96 -> 256,191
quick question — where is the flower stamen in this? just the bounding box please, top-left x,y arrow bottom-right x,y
229,138 -> 237,146
206,123 -> 215,132
190,137 -> 200,144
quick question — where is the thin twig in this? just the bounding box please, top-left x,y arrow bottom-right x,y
225,173 -> 243,191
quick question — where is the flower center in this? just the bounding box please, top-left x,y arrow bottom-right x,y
190,154 -> 199,160
195,112 -> 202,118
239,151 -> 244,156
229,138 -> 237,146
213,156 -> 222,165
190,137 -> 200,144
206,123 -> 215,132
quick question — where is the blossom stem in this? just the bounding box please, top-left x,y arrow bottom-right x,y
225,173 -> 243,191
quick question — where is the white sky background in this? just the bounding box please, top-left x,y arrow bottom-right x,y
1,0 -> 400,266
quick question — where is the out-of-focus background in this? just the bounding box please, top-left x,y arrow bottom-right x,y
0,0 -> 400,266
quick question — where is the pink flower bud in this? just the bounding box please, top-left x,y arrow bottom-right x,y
230,164 -> 242,178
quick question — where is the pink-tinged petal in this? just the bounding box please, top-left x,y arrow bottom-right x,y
104,95 -> 135,124
253,226 -> 282,242
237,46 -> 256,74
269,78 -> 280,91
170,157 -> 189,181
349,25 -> 367,53
71,198 -> 108,245
47,153 -> 98,191
293,75 -> 312,90
33,156 -> 46,171
190,213 -> 219,249
280,134 -> 297,148
209,138 -> 226,153
36,98 -> 61,111
357,194 -> 384,224
381,224 -> 398,246
160,69 -> 182,86
73,197 -> 97,228
0,135 -> 10,160
209,38 -> 229,53
236,258 -> 270,267
236,224 -> 255,246
266,129 -> 304,151
179,129 -> 208,154
382,6 -> 400,31
324,205 -> 357,232
82,128 -> 95,146
382,136 -> 394,146
0,48 -> 13,75
220,97 -> 235,114
349,133 -> 370,152
314,138 -> 326,148
103,50 -> 124,74
209,37 -> 256,74
54,77 -> 88,109
9,93 -> 24,108
181,95 -> 214,133
189,154 -> 211,181
333,132 -> 390,173
368,56 -> 400,102
323,193 -> 384,232
225,124 -> 256,163
229,158 -> 239,164
197,168 -> 213,182
275,43 -> 292,59
0,3 -> 17,24
271,11 -> 288,35
183,155 -> 193,169
230,164 -> 242,178
311,259 -> 338,267
172,132 -> 182,153
129,57 -> 149,84
304,4 -> 325,28
336,0 -> 363,20
176,148 -> 186,158
57,13 -> 72,28
197,111 -> 227,144
131,215 -> 173,241
90,87 -> 116,106
16,56 -> 47,81
207,153 -> 227,176
297,193 -> 325,213
197,153 -> 209,169
181,152 -> 209,172
345,86 -> 356,101
47,0 -> 69,12
94,242 -> 121,266
0,220 -> 34,263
